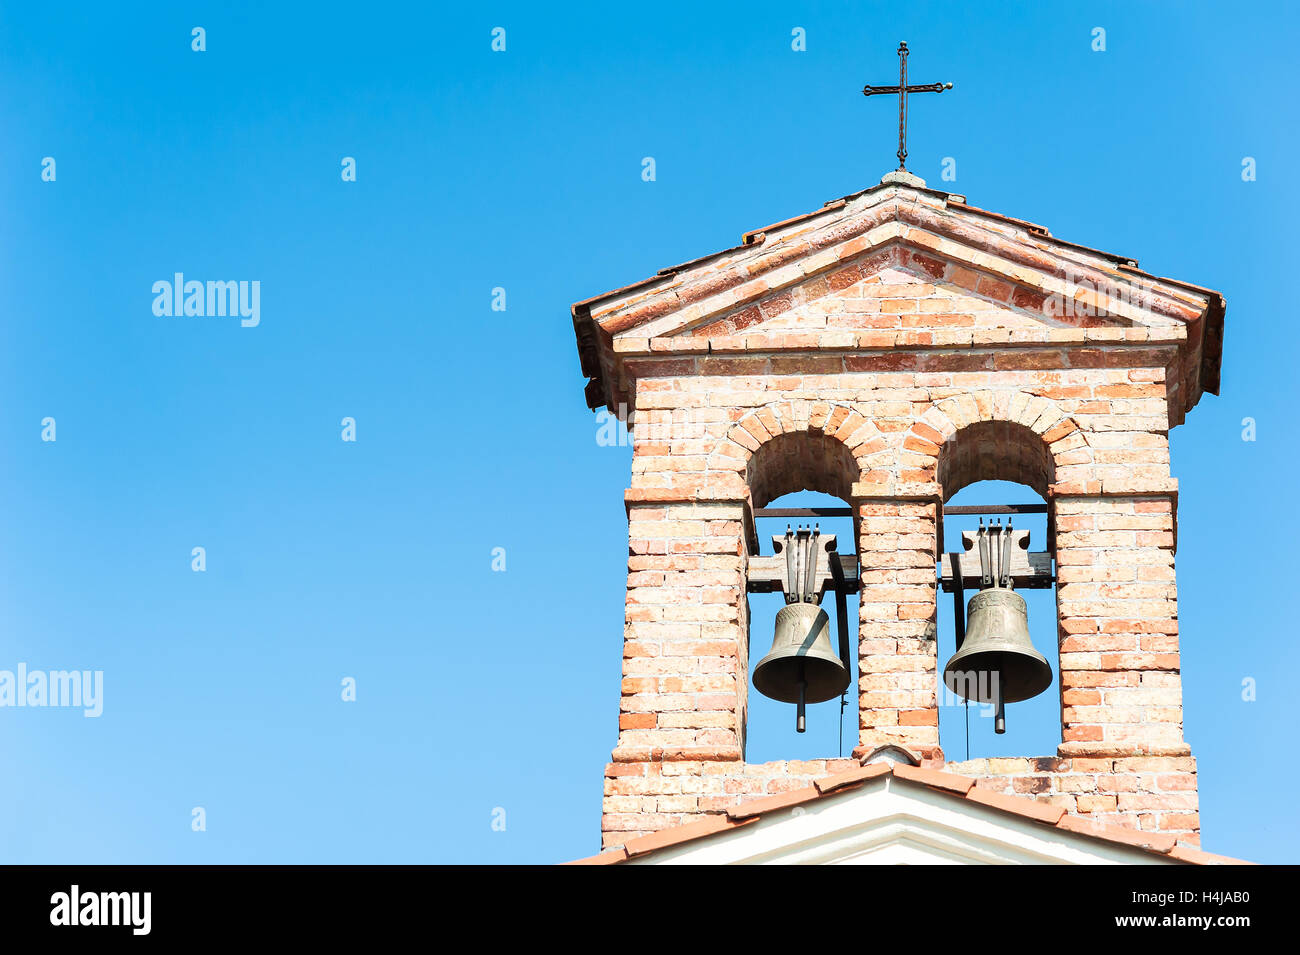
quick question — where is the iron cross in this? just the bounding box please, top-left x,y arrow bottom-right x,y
862,41 -> 953,171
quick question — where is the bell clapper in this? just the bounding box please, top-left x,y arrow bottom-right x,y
796,659 -> 807,734
994,674 -> 1006,735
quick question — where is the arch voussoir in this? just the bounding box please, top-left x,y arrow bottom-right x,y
897,390 -> 1092,500
709,401 -> 881,505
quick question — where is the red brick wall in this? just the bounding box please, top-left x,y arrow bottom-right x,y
598,254 -> 1200,849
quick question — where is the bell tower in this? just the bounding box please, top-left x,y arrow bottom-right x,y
571,171 -> 1224,851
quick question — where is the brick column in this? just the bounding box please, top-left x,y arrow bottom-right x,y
1053,489 -> 1187,756
602,491 -> 750,844
615,493 -> 749,762
852,486 -> 941,757
1050,486 -> 1199,837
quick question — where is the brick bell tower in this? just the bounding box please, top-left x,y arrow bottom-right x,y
570,170 -> 1225,852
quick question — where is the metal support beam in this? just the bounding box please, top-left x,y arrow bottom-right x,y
944,504 -> 1047,516
754,503 -> 1047,520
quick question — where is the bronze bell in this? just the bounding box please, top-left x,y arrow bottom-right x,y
942,520 -> 1052,733
943,588 -> 1052,707
751,525 -> 852,733
754,603 -> 851,709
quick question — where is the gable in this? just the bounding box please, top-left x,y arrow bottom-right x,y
660,248 -> 1143,342
572,177 -> 1224,420
624,780 -> 1178,866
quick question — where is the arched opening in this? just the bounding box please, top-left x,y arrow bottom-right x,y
935,421 -> 1061,763
746,430 -> 859,508
938,419 -> 1054,501
743,430 -> 861,762
937,481 -> 1061,761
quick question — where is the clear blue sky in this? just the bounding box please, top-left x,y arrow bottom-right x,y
1,2 -> 1294,864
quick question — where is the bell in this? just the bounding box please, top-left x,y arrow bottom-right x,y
943,588 -> 1051,732
754,603 -> 851,717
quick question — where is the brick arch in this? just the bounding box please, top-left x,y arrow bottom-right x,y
900,391 -> 1089,500
707,400 -> 886,508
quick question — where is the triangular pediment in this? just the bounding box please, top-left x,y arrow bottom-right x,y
623,778 -> 1178,866
594,194 -> 1196,343
571,178 -> 1224,418
645,245 -> 1140,343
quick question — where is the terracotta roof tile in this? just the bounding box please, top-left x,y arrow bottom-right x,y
741,198 -> 848,245
1168,844 -> 1255,866
563,847 -> 629,866
856,743 -> 925,766
944,200 -> 1053,240
813,762 -> 891,794
1055,815 -> 1178,854
623,814 -> 756,858
966,786 -> 1067,826
726,786 -> 821,821
893,763 -> 975,795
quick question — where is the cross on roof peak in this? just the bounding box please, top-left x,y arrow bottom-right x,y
862,41 -> 954,172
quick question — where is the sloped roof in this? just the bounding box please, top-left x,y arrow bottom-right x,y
565,759 -> 1250,865
571,175 -> 1225,420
